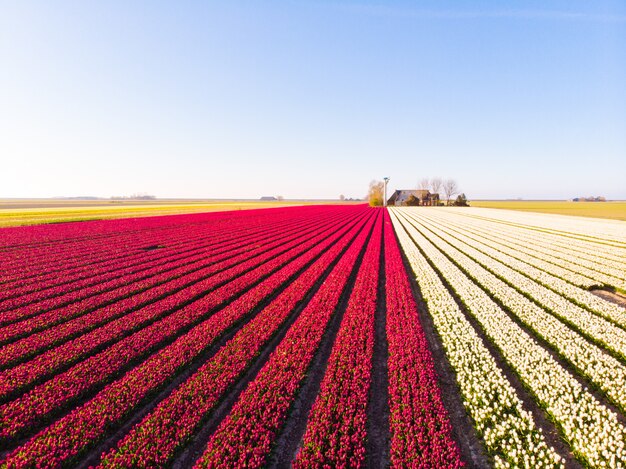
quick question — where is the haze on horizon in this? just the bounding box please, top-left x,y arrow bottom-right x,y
1,1 -> 625,201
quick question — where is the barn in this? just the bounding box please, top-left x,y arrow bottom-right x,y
387,190 -> 440,206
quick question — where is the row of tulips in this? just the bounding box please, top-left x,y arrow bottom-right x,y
0,204 -> 303,259
401,211 -> 626,413
0,213 -> 351,403
95,211 -> 373,468
0,212 -> 233,283
409,212 -> 626,347
393,209 -> 626,468
292,209 -> 382,467
416,211 -> 625,321
0,206 -> 341,290
439,210 -> 626,289
382,210 -> 465,467
0,208 -> 315,305
0,209 -> 328,326
0,207 -> 267,280
0,211 -> 342,368
480,212 -> 626,283
1,209 -> 372,467
468,207 -> 626,260
0,206 -> 202,249
417,211 -> 599,289
0,208 -> 329,255
446,206 -> 626,246
193,212 -> 378,468
390,209 -> 562,468
0,210 -> 366,436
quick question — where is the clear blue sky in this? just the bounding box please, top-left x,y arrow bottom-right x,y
1,1 -> 625,200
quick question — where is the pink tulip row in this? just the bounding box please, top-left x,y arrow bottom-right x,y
0,207 -> 278,256
1,209 -> 370,467
383,210 -> 464,467
0,206 -> 338,297
0,211 -> 361,432
194,211 -> 378,468
0,210 -> 328,326
0,216 -> 220,280
95,211 -> 372,468
293,210 -> 382,468
0,206 -> 331,289
0,205 -> 292,261
0,222 -> 341,394
0,205 -> 308,252
0,223 -> 280,319
0,212 -> 338,367
0,210 -> 300,304
0,209 -> 252,279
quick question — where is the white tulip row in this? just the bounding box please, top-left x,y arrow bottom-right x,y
391,208 -> 626,468
415,211 -> 600,289
452,210 -> 626,264
399,210 -> 626,413
425,210 -> 626,289
446,207 -> 626,246
408,211 -> 626,329
388,211 -> 563,468
439,207 -> 626,273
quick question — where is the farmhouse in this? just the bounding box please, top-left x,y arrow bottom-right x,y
387,189 -> 440,206
260,196 -> 277,201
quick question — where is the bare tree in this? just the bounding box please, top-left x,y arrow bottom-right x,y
276,195 -> 284,201
339,194 -> 346,201
430,177 -> 443,197
367,180 -> 385,207
443,179 -> 459,205
418,178 -> 430,190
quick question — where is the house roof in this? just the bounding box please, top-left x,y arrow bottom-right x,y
387,189 -> 432,205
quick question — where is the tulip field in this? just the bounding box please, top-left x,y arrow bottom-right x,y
0,205 -> 625,468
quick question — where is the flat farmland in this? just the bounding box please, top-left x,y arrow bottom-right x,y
1,205 -> 625,468
470,200 -> 626,221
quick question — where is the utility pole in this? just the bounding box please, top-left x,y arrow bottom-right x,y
383,177 -> 390,207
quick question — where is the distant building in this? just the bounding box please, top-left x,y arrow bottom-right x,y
387,190 -> 440,206
573,196 -> 606,202
260,196 -> 277,201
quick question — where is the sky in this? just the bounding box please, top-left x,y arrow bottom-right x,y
1,0 -> 625,200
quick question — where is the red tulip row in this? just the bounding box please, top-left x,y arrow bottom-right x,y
0,207 -> 331,299
0,223 -> 282,316
0,210 -> 328,325
0,206 -> 329,290
94,210 -> 373,468
382,210 -> 464,467
0,212 -> 339,365
0,204 -> 304,253
0,209 -> 244,277
0,218 -> 342,386
0,204 -> 275,258
0,207 -> 294,262
292,208 -> 382,468
0,211 -> 361,412
0,210 -> 301,303
193,211 -> 378,468
0,210 -> 371,467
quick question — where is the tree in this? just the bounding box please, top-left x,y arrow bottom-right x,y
454,193 -> 469,206
276,195 -> 284,201
367,180 -> 385,207
430,177 -> 443,197
339,194 -> 346,201
443,179 -> 459,205
418,178 -> 430,190
405,194 -> 420,206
